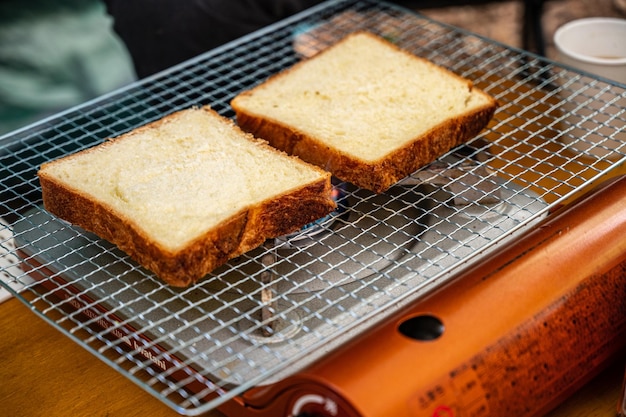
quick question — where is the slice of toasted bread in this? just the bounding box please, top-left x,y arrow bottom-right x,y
231,31 -> 498,193
38,106 -> 336,286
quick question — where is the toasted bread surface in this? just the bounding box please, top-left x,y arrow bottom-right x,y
38,106 -> 336,286
231,31 -> 498,192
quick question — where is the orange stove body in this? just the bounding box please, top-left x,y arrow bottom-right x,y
221,176 -> 626,417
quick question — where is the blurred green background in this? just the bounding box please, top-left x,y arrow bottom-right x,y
0,0 -> 135,135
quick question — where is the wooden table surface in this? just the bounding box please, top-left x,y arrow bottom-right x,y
1,297 -> 623,417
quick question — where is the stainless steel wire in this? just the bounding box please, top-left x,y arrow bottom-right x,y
0,0 -> 624,414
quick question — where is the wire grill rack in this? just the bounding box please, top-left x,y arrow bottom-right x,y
1,0 -> 625,415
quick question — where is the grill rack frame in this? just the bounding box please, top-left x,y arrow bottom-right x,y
1,0 -> 625,415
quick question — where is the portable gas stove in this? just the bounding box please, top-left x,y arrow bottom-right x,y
1,1 -> 626,416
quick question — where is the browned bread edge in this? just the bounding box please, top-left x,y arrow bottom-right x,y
233,94 -> 497,193
231,32 -> 498,193
38,108 -> 336,287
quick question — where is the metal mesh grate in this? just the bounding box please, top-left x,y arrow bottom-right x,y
1,0 -> 625,415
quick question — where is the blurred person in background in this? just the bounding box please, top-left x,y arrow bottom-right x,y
0,0 -> 323,135
103,0 -> 325,78
0,0 -> 134,135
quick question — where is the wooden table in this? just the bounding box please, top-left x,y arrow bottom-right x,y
1,297 -> 623,417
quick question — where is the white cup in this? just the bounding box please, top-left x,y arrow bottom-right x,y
554,17 -> 626,84
554,18 -> 626,160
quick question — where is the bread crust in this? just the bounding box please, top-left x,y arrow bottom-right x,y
38,107 -> 336,287
231,31 -> 498,193
234,100 -> 496,193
